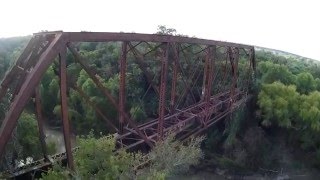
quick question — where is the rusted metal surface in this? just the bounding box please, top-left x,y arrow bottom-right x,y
117,90 -> 243,149
59,46 -> 74,170
119,42 -> 128,134
0,32 -> 64,158
65,32 -> 253,49
34,86 -> 48,160
157,43 -> 169,139
67,43 -> 153,148
0,31 -> 255,178
5,91 -> 247,178
12,36 -> 53,99
229,47 -> 239,106
203,46 -> 215,102
0,37 -> 36,101
201,46 -> 216,127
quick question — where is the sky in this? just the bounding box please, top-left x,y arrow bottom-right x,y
1,0 -> 319,60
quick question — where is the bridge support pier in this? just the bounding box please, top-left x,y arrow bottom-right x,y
202,45 -> 216,127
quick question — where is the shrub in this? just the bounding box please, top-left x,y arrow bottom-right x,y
41,132 -> 204,180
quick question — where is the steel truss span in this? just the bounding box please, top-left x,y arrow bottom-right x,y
0,31 -> 255,178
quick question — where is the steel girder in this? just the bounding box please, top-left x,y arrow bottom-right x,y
0,31 -> 255,177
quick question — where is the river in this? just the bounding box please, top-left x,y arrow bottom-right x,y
44,124 -> 76,154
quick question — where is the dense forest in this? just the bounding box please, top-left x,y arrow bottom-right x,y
1,27 -> 320,179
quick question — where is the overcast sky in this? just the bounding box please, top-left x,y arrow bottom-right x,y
1,0 -> 319,60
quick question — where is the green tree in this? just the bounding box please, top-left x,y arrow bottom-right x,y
299,92 -> 320,131
296,72 -> 316,94
17,112 -> 42,159
156,25 -> 177,35
40,66 -> 60,120
258,61 -> 296,85
130,105 -> 147,123
258,82 -> 300,127
74,133 -> 134,179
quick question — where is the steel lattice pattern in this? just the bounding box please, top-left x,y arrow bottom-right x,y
0,31 -> 255,178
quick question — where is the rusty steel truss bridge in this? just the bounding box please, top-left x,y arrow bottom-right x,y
0,31 -> 255,178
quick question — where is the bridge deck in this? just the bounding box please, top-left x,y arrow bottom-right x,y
3,90 -> 248,178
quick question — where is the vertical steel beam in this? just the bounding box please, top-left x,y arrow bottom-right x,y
157,43 -> 169,139
170,43 -> 179,114
245,47 -> 255,94
200,47 -> 210,126
227,47 -> 233,105
201,46 -> 211,101
229,47 -> 239,105
251,48 -> 256,90
204,46 -> 216,126
246,48 -> 254,92
251,48 -> 256,73
35,86 -> 48,160
206,46 -> 216,102
221,48 -> 229,92
59,46 -> 74,170
234,47 -> 239,89
200,46 -> 214,126
119,42 -> 128,134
